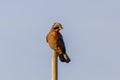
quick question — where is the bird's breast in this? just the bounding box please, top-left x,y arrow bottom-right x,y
48,32 -> 58,50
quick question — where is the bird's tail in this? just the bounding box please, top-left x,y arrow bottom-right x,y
59,53 -> 71,63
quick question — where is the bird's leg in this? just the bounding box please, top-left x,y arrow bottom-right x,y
54,51 -> 59,57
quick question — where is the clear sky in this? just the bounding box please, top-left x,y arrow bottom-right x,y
0,0 -> 120,80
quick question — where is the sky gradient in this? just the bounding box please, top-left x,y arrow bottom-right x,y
0,0 -> 120,80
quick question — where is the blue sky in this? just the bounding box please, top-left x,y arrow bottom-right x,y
0,0 -> 120,80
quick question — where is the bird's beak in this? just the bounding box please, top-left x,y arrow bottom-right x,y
60,26 -> 63,30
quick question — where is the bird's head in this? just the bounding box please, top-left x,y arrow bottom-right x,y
51,22 -> 63,31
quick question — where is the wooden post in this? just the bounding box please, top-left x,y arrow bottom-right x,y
52,52 -> 58,80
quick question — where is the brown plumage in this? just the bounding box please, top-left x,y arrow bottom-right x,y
46,22 -> 71,63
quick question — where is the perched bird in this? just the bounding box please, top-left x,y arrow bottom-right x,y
46,22 -> 71,63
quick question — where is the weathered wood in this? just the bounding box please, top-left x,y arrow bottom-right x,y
52,52 -> 58,80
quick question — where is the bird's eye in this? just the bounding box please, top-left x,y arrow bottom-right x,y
54,27 -> 59,29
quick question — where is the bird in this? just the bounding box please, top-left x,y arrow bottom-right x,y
46,22 -> 71,63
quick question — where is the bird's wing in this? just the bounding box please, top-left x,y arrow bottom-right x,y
57,33 -> 66,53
